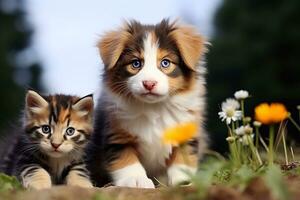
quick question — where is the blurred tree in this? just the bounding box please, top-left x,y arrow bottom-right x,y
207,0 -> 300,153
0,0 -> 43,135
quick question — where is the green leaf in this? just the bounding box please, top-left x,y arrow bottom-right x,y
0,173 -> 22,192
264,165 -> 290,200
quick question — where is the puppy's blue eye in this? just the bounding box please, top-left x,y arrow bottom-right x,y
41,125 -> 51,134
66,127 -> 75,136
161,59 -> 170,68
131,59 -> 142,68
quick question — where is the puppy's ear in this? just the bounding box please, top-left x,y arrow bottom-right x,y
170,25 -> 206,71
98,29 -> 130,70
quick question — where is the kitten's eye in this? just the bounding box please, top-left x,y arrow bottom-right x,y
161,59 -> 170,68
131,59 -> 142,69
41,125 -> 51,134
66,127 -> 75,136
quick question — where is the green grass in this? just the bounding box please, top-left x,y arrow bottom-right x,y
188,156 -> 295,200
0,173 -> 22,192
0,158 -> 297,200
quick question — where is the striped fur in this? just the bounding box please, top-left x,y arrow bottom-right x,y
0,90 -> 94,189
88,19 -> 208,188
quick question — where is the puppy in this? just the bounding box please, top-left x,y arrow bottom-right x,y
88,19 -> 208,188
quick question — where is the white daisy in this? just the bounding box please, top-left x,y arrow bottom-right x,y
222,98 -> 240,110
235,126 -> 246,136
235,125 -> 253,136
234,90 -> 249,100
218,98 -> 242,124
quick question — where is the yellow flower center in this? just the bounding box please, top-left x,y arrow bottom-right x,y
225,109 -> 235,118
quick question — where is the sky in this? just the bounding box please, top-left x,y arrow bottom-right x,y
24,0 -> 221,96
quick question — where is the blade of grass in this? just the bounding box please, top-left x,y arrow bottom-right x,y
282,130 -> 288,165
259,136 -> 269,153
288,115 -> 300,132
274,121 -> 287,151
290,146 -> 295,162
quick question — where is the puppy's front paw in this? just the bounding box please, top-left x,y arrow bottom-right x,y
112,163 -> 155,188
115,176 -> 155,188
168,164 -> 196,186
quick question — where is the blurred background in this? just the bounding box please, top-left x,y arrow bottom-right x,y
1,0 -> 299,153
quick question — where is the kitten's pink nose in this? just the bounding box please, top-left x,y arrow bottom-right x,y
51,142 -> 61,149
142,80 -> 157,91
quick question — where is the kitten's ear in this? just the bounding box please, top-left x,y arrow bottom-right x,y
25,90 -> 48,114
72,94 -> 94,117
170,25 -> 206,71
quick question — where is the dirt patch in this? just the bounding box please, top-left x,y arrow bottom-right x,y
1,176 -> 300,200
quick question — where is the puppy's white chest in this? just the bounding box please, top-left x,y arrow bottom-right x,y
130,115 -> 172,175
120,105 -> 195,175
114,87 -> 202,175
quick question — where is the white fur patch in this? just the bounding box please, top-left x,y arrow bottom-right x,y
127,33 -> 169,103
167,164 -> 197,186
111,163 -> 155,188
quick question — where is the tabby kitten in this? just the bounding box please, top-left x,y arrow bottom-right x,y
1,90 -> 94,189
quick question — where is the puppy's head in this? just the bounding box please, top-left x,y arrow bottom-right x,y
99,19 -> 206,104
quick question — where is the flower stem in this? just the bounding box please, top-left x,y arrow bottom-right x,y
255,149 -> 263,166
255,127 -> 260,149
247,135 -> 262,166
227,124 -> 240,166
180,145 -> 190,165
282,131 -> 288,165
241,100 -> 245,125
288,115 -> 300,132
268,125 -> 275,165
259,136 -> 269,153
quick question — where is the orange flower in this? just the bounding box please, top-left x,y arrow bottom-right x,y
255,103 -> 272,124
255,103 -> 288,125
163,122 -> 197,145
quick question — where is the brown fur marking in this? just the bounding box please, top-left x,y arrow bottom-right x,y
98,30 -> 131,69
109,147 -> 139,171
169,26 -> 205,71
166,145 -> 198,168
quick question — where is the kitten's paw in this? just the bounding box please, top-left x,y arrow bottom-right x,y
25,179 -> 52,190
168,164 -> 196,186
68,179 -> 93,188
115,176 -> 155,188
66,170 -> 93,188
22,168 -> 52,190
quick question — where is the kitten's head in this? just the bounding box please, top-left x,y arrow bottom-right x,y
24,90 -> 94,158
99,19 -> 206,104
